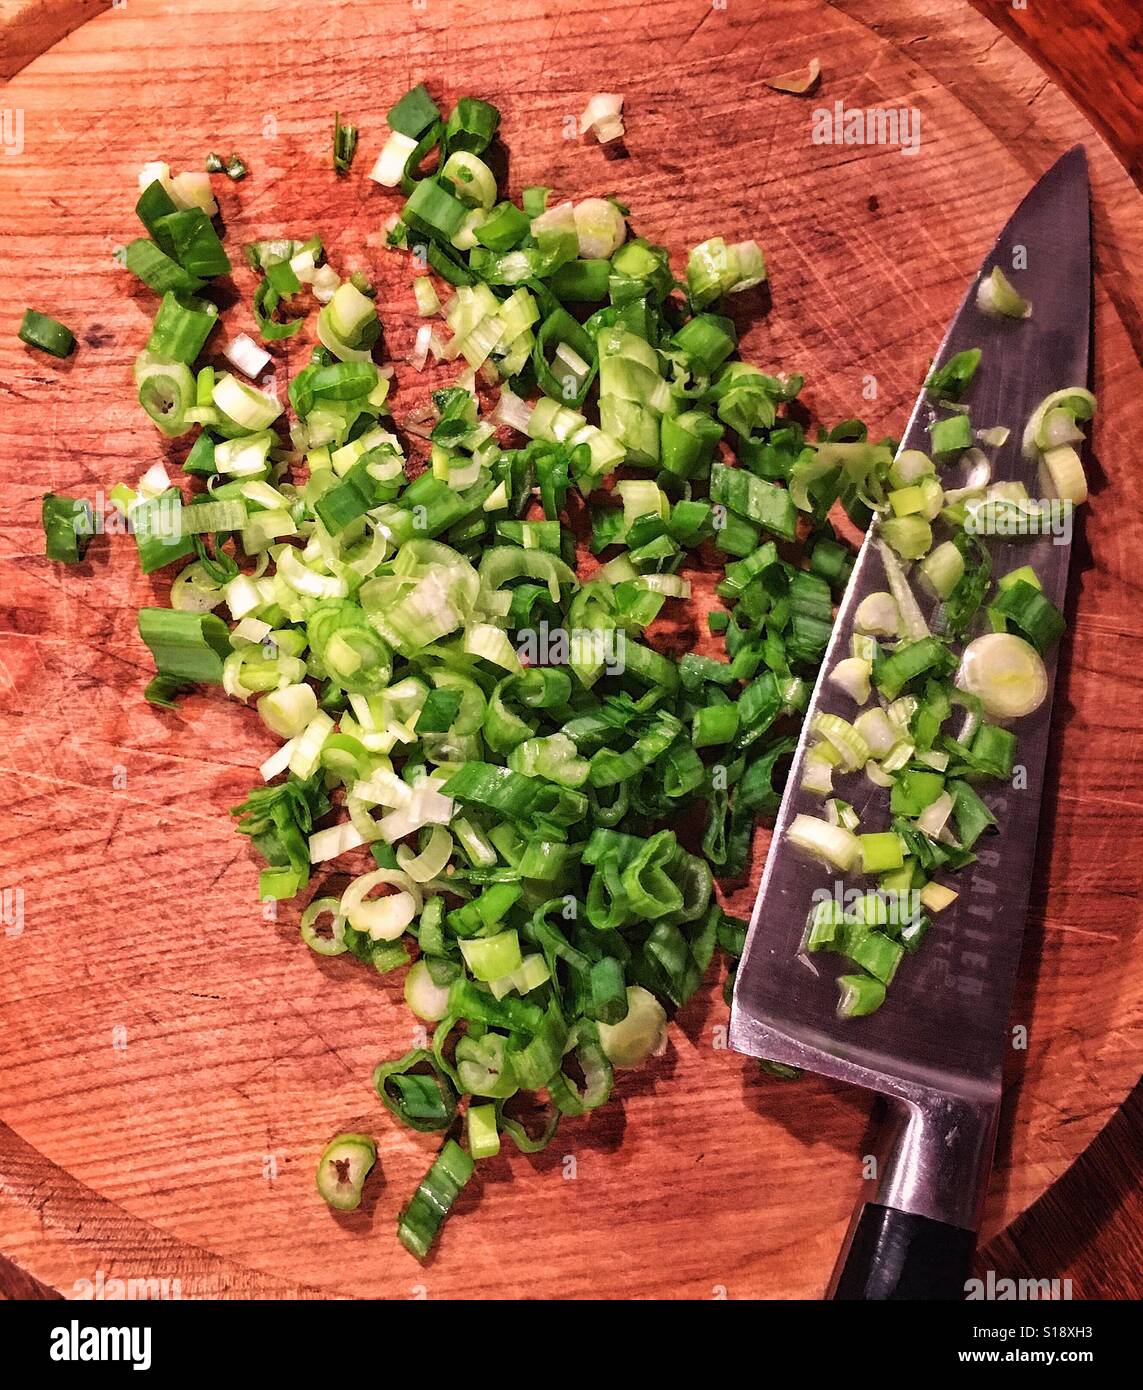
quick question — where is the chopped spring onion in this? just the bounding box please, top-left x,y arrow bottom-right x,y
40,84 -> 1086,1254
958,632 -> 1048,718
19,308 -> 76,358
578,93 -> 625,144
976,266 -> 1031,319
333,112 -> 358,175
42,494 -> 93,563
224,332 -> 271,379
315,1132 -> 377,1211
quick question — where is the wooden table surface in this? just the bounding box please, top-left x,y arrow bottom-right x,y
0,0 -> 1140,1299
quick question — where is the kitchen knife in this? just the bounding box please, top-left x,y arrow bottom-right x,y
729,146 -> 1092,1300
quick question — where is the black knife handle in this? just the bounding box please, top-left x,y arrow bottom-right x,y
829,1202 -> 977,1300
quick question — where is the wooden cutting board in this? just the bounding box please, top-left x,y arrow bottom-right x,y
1,0 -> 1141,1300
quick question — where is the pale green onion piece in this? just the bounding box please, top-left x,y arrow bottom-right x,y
309,819 -> 369,864
880,515 -> 932,561
405,959 -> 452,1022
395,825 -> 453,883
413,277 -> 441,317
289,710 -> 335,777
917,540 -> 965,600
976,266 -> 1031,319
1021,387 -> 1096,460
300,897 -> 348,956
597,987 -> 666,1068
340,867 -> 422,941
827,657 -> 871,705
573,197 -> 627,258
920,882 -> 958,913
440,151 -> 497,209
888,449 -> 935,489
213,373 -> 282,430
467,1103 -> 501,1159
1042,444 -> 1087,505
813,713 -> 871,771
854,591 -> 899,638
257,682 -> 318,738
460,929 -> 523,982
277,545 -> 348,599
786,813 -> 861,872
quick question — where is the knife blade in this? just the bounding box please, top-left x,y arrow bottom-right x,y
729,146 -> 1091,1298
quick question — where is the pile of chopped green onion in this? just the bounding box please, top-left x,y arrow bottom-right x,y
785,338 -> 1092,1018
40,84 -> 1087,1258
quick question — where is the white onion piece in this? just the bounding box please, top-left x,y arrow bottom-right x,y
877,540 -> 929,640
137,460 -> 172,498
309,819 -> 369,864
312,264 -> 339,304
854,590 -> 899,637
170,170 -> 218,216
917,790 -> 955,838
224,333 -> 271,380
259,738 -> 296,782
828,657 -> 871,706
491,387 -> 535,434
370,131 -> 418,187
573,197 -> 627,258
409,323 -> 433,371
578,93 -> 625,142
958,632 -> 1048,719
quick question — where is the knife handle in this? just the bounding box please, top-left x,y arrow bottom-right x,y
827,1092 -> 995,1300
829,1202 -> 977,1300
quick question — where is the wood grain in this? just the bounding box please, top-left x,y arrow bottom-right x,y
1,0 -> 1141,1299
967,0 -> 1143,185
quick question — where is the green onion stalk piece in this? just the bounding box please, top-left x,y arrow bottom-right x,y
316,1132 -> 377,1211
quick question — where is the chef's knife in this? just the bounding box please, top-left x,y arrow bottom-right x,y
729,147 -> 1091,1299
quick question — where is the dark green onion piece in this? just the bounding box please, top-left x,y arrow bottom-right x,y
125,238 -> 206,294
152,207 -> 232,277
924,347 -> 981,402
137,608 -> 231,685
42,493 -> 93,563
333,112 -> 358,175
145,291 -> 219,364
388,84 -> 441,139
19,308 -> 76,358
397,1139 -> 474,1259
373,1049 -> 458,1132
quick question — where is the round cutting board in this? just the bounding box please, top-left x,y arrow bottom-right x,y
1,0 -> 1141,1300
